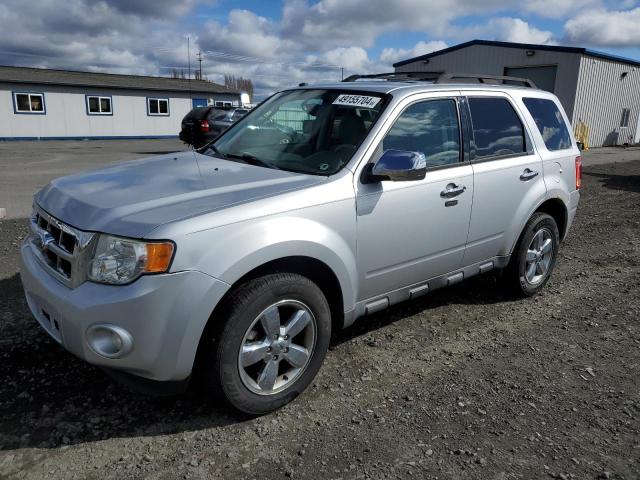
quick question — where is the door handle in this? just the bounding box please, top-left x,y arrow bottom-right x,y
440,183 -> 466,198
520,168 -> 539,181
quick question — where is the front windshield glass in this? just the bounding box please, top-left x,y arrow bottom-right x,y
203,89 -> 387,175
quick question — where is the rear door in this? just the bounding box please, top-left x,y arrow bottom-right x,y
462,92 -> 547,265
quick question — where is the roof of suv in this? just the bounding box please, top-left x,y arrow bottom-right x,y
295,80 -> 544,96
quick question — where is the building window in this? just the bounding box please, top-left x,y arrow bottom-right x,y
147,98 -> 169,116
214,101 -> 224,107
86,95 -> 112,115
13,92 -> 46,114
621,108 -> 631,128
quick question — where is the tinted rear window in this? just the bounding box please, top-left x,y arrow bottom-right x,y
523,98 -> 572,151
184,107 -> 211,121
468,97 -> 528,158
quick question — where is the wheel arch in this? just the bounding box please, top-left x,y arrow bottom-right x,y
534,197 -> 569,241
219,256 -> 346,335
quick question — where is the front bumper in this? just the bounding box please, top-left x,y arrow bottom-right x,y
20,241 -> 230,382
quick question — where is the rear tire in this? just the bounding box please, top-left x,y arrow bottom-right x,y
502,212 -> 559,297
199,273 -> 331,414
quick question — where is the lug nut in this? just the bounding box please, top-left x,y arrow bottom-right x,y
266,346 -> 271,352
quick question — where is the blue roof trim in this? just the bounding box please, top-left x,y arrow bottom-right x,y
393,39 -> 640,68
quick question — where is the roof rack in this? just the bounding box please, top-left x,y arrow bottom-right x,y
342,71 -> 537,88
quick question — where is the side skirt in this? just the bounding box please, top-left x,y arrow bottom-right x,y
343,255 -> 510,328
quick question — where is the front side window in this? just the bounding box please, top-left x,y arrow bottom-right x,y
381,99 -> 461,168
86,95 -> 112,115
148,98 -> 169,116
14,92 -> 45,114
523,97 -> 572,151
206,89 -> 387,175
468,97 -> 528,158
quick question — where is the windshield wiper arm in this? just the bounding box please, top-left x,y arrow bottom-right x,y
207,144 -> 227,159
226,153 -> 280,170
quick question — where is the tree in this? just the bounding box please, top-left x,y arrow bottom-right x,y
224,74 -> 254,101
171,69 -> 187,79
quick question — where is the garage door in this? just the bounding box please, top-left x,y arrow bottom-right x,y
504,66 -> 557,93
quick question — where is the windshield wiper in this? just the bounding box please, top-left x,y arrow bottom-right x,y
207,144 -> 227,159
226,153 -> 280,170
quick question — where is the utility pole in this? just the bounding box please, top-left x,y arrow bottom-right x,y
197,51 -> 203,80
341,66 -> 344,81
187,36 -> 192,100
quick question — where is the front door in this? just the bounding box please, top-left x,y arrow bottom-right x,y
356,97 -> 473,301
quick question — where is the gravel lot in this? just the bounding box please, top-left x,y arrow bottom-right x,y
0,152 -> 639,479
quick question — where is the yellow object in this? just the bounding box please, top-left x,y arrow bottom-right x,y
145,242 -> 175,272
575,121 -> 590,150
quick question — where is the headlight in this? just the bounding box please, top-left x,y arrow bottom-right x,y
88,234 -> 175,285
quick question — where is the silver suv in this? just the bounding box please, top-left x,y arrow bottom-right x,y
20,73 -> 581,413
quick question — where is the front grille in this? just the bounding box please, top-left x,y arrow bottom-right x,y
29,206 -> 96,288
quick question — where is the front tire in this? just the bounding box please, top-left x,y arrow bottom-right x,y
503,212 -> 560,297
200,273 -> 331,414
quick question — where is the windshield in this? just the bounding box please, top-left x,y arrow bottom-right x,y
202,89 -> 387,175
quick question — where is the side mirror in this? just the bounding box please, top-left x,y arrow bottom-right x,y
365,149 -> 427,182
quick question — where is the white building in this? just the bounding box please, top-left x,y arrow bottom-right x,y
0,66 -> 241,140
394,40 -> 640,147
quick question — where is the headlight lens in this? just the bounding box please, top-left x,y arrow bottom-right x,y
88,235 -> 174,285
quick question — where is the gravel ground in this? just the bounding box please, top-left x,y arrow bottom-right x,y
0,159 -> 639,479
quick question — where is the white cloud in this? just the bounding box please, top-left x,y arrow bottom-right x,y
379,41 -> 448,67
490,18 -> 555,43
564,8 -> 640,46
199,10 -> 293,59
522,0 -> 602,18
311,47 -> 372,71
453,17 -> 555,44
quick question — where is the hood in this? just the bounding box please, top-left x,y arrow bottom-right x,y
36,151 -> 324,238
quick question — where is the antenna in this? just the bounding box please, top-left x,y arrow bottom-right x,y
197,51 -> 203,80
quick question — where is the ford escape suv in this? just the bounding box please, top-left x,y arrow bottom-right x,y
20,72 -> 581,414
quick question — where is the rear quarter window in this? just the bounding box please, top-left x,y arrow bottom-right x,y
523,98 -> 572,151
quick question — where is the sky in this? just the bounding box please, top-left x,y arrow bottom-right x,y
1,0 -> 640,99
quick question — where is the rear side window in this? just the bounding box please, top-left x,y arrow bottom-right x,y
523,98 -> 572,151
468,97 -> 528,158
382,99 -> 461,168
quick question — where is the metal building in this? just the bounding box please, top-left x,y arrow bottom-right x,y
394,40 -> 640,147
0,66 -> 241,140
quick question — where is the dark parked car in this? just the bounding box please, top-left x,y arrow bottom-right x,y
179,106 -> 249,148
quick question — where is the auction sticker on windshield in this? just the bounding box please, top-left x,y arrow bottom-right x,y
332,94 -> 381,108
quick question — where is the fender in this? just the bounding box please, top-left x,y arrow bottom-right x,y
182,214 -> 358,315
507,192 -> 569,255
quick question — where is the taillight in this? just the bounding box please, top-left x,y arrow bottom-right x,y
575,155 -> 582,190
199,120 -> 210,132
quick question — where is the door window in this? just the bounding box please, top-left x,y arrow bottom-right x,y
468,97 -> 529,158
382,99 -> 461,168
523,97 -> 572,151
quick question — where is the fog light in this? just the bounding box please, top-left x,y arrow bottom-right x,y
86,324 -> 133,359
